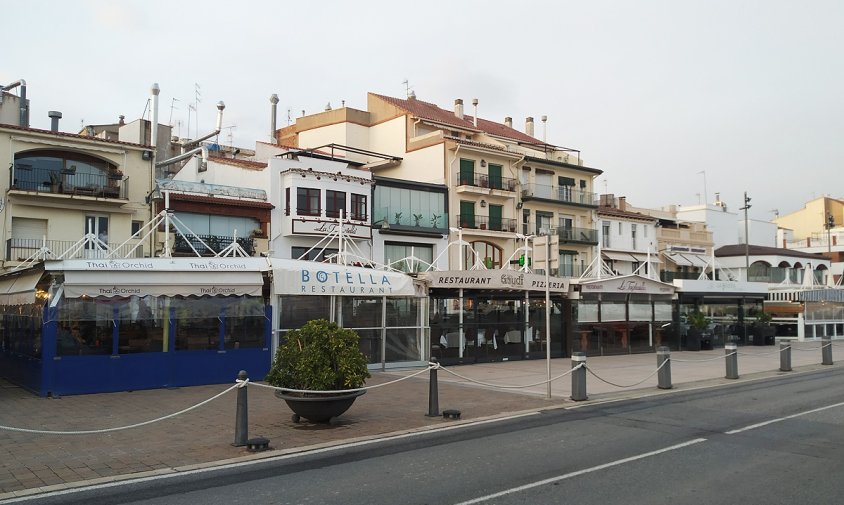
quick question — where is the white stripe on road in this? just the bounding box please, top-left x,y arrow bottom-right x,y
725,400 -> 844,435
452,438 -> 708,505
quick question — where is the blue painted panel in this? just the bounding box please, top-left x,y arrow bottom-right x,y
0,354 -> 43,394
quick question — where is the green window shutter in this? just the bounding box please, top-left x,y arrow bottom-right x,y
489,204 -> 503,231
459,201 -> 475,228
488,164 -> 502,189
459,159 -> 474,185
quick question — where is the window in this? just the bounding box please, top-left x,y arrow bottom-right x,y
489,204 -> 503,231
459,159 -> 475,185
523,209 -> 530,235
385,242 -> 434,272
632,223 -> 637,249
618,222 -> 623,234
644,225 -> 648,238
297,188 -> 320,216
536,212 -> 552,235
488,164 -> 502,189
131,221 -> 143,236
372,185 -> 445,229
466,241 -> 502,269
351,193 -> 367,221
285,187 -> 290,215
559,216 -> 573,239
326,190 -> 346,218
13,149 -> 116,193
459,201 -> 475,228
602,222 -> 610,247
292,246 -> 338,262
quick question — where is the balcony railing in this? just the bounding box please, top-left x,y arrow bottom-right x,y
458,172 -> 517,192
521,183 -> 596,206
173,234 -> 255,257
456,214 -> 518,232
557,226 -> 598,244
6,238 -> 145,261
373,207 -> 448,232
10,166 -> 127,199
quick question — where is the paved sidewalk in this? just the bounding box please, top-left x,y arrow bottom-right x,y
1,341 -> 840,500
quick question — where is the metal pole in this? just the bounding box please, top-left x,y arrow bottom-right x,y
742,192 -> 751,279
233,370 -> 248,446
780,342 -> 792,372
545,238 -> 551,400
657,346 -> 672,389
571,352 -> 587,401
426,358 -> 439,417
822,338 -> 833,365
725,343 -> 739,379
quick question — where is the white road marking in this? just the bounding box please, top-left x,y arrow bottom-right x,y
452,438 -> 708,505
725,400 -> 844,435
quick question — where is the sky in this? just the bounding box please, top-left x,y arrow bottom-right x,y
3,0 -> 843,221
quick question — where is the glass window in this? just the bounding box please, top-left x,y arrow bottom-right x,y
385,242 -> 433,272
297,188 -> 321,216
467,241 -> 502,269
326,190 -> 346,218
13,149 -> 116,193
373,185 -> 445,229
351,193 -> 367,221
602,222 -> 610,247
292,246 -> 338,262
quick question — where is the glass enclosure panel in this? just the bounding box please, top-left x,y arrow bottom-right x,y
279,295 -> 331,329
385,327 -> 420,362
341,297 -> 383,328
629,303 -> 652,321
601,302 -> 626,321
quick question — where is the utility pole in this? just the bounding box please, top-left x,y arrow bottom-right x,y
740,192 -> 752,280
827,212 -> 834,254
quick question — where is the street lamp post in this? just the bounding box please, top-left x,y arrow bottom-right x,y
827,212 -> 834,254
740,192 -> 752,280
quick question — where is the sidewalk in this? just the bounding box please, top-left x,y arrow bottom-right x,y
1,342 -> 840,500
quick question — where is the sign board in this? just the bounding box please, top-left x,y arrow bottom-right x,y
292,219 -> 371,239
272,258 -> 417,296
673,279 -> 769,295
532,235 -> 560,271
420,270 -> 568,293
578,275 -> 674,295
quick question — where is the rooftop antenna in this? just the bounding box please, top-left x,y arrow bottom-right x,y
286,107 -> 292,125
141,98 -> 150,121
193,83 -> 202,139
221,125 -> 236,149
168,97 -> 180,126
402,78 -> 413,98
771,209 -> 779,218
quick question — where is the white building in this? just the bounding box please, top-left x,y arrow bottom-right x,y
674,197 -> 777,248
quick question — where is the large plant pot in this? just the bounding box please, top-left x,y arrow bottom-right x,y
275,389 -> 365,423
685,329 -> 702,351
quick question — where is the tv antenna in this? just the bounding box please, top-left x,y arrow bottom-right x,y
169,98 -> 180,126
221,125 -> 237,149
770,209 -> 779,218
402,78 -> 414,98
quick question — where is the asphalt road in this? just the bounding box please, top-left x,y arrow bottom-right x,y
14,367 -> 844,505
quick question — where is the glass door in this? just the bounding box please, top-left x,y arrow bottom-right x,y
84,215 -> 109,258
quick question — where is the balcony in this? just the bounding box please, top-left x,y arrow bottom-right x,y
373,207 -> 448,235
456,214 -> 518,233
173,234 -> 255,257
6,238 -> 145,261
557,226 -> 598,245
457,172 -> 517,194
521,183 -> 597,207
10,167 -> 127,199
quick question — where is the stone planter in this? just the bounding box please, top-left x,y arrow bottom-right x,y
275,389 -> 365,423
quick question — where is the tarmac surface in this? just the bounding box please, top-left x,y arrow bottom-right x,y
1,341 -> 841,500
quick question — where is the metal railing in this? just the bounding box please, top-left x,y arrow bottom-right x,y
173,234 -> 255,256
521,183 -> 596,206
6,238 -> 145,261
557,226 -> 598,244
456,214 -> 518,232
10,166 -> 127,199
458,172 -> 518,191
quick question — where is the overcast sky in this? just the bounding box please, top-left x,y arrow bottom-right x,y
4,0 -> 842,220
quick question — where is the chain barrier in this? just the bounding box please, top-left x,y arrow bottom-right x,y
436,362 -> 583,389
736,347 -> 790,357
671,351 -> 737,363
0,383 -> 240,435
248,364 -> 435,395
584,359 -> 670,389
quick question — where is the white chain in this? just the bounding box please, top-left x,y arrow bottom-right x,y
584,359 -> 669,388
436,363 -> 583,389
249,365 -> 434,395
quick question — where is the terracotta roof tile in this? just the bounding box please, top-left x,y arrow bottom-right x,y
169,192 -> 274,209
597,207 -> 657,221
209,157 -> 268,170
0,123 -> 148,149
715,244 -> 827,260
369,93 -> 546,145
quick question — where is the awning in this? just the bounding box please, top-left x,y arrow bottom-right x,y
664,253 -> 693,267
0,271 -> 43,305
271,258 -> 418,296
628,252 -> 662,264
63,270 -> 264,298
602,251 -> 636,262
684,254 -> 710,268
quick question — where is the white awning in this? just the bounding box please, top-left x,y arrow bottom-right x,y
684,254 -> 710,268
602,251 -> 636,262
0,271 -> 43,305
63,270 -> 264,298
271,258 -> 418,296
664,253 -> 693,266
628,252 -> 662,264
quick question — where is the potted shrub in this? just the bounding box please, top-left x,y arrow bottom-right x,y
686,310 -> 709,351
265,319 -> 370,423
752,311 -> 775,345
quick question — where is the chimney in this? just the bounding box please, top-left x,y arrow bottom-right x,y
541,115 -> 547,143
48,111 -> 62,132
118,115 -> 125,126
472,98 -> 478,127
454,99 -> 464,120
525,117 -> 534,137
269,94 -> 279,144
504,117 -> 512,128
619,196 -> 627,211
150,83 -> 160,151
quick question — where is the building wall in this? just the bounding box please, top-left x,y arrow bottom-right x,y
774,197 -> 844,240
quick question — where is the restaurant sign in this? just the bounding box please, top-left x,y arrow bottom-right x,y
420,270 -> 568,293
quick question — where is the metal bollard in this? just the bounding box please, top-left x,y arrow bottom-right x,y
426,357 -> 439,417
657,346 -> 672,389
725,343 -> 739,379
233,370 -> 248,447
780,342 -> 792,372
822,338 -> 833,365
571,352 -> 587,401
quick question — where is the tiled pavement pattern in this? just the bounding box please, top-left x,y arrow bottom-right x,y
1,342 -> 840,499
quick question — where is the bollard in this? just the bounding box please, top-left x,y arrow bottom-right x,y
426,357 -> 439,417
780,342 -> 792,372
233,370 -> 248,447
725,343 -> 739,379
571,352 -> 587,401
657,346 -> 672,389
822,338 -> 833,365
